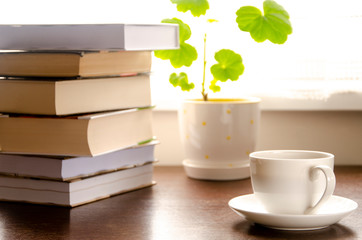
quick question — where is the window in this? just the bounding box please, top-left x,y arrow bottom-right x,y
151,0 -> 362,110
3,0 -> 362,110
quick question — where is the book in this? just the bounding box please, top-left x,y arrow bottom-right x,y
0,23 -> 179,51
0,107 -> 154,156
0,74 -> 152,115
0,163 -> 155,207
0,50 -> 152,77
0,140 -> 158,181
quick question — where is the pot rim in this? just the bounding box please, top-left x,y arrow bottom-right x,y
184,97 -> 261,104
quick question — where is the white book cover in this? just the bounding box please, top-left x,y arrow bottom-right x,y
0,140 -> 158,181
0,163 -> 155,207
0,23 -> 179,51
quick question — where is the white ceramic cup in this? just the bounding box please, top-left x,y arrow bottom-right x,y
249,150 -> 336,215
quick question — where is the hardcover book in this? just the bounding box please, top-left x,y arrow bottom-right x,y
0,140 -> 158,181
0,107 -> 154,156
0,74 -> 152,115
0,163 -> 155,207
0,23 -> 179,51
0,50 -> 152,77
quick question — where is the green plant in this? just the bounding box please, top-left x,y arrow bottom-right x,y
155,0 -> 292,101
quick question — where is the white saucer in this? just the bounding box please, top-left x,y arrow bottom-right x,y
228,194 -> 358,230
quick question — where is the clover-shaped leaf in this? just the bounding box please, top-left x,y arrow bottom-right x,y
171,0 -> 209,17
169,72 -> 195,91
236,0 -> 292,44
211,49 -> 244,82
154,18 -> 197,68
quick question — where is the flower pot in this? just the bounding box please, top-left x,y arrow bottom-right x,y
178,98 -> 260,180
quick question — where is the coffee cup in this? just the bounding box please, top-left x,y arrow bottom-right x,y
249,150 -> 336,215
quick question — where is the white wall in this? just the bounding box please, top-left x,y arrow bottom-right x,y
153,110 -> 362,166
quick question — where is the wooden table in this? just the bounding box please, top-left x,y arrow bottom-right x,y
0,166 -> 360,240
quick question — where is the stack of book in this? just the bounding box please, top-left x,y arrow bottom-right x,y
0,23 -> 179,207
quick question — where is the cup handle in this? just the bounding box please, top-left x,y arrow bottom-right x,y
305,165 -> 336,214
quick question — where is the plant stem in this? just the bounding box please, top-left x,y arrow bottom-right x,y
201,33 -> 208,101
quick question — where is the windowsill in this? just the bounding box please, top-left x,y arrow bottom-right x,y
153,91 -> 362,111
258,92 -> 362,111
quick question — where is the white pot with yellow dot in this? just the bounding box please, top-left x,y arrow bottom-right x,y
179,98 -> 260,180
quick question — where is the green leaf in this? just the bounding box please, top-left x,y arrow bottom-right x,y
169,72 -> 195,91
236,0 -> 292,44
207,19 -> 218,23
209,79 -> 221,93
210,49 -> 244,82
171,0 -> 209,17
155,42 -> 197,68
154,18 -> 198,68
160,18 -> 191,42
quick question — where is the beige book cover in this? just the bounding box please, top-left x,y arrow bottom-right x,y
0,107 -> 154,156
